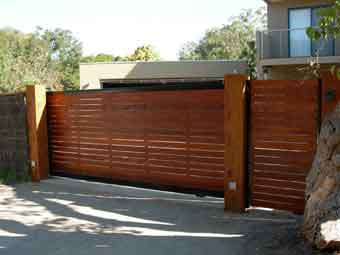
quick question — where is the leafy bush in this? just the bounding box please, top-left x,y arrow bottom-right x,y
0,169 -> 30,185
0,27 -> 82,92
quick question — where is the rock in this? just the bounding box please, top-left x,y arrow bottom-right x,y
304,104 -> 340,250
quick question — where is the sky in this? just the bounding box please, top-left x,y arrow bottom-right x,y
0,0 -> 265,60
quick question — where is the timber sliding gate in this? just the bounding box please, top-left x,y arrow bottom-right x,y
46,77 -> 325,213
47,86 -> 225,192
249,80 -> 320,213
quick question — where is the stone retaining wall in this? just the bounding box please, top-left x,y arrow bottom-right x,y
0,93 -> 29,180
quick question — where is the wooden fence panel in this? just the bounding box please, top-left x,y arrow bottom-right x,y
250,80 -> 320,213
47,88 -> 225,192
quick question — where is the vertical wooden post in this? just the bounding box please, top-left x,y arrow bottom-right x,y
26,85 -> 50,181
224,74 -> 248,212
321,75 -> 340,121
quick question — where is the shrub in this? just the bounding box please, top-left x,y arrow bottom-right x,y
0,169 -> 30,185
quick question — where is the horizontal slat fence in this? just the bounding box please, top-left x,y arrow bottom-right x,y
47,88 -> 225,192
250,80 -> 319,213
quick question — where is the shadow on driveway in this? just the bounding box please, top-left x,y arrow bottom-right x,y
0,177 -> 313,255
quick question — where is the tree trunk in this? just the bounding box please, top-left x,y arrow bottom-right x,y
304,103 -> 340,250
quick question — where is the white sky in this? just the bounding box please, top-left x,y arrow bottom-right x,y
0,0 -> 265,60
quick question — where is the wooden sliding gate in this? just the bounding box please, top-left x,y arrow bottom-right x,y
46,77 -> 325,213
47,87 -> 225,192
249,80 -> 320,213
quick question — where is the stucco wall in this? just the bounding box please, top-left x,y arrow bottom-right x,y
267,0 -> 334,31
80,61 -> 248,90
266,64 -> 333,80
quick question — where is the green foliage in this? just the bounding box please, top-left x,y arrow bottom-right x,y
179,42 -> 201,60
0,27 -> 82,92
0,26 -> 159,93
241,41 -> 257,80
331,66 -> 340,80
0,28 -> 60,92
128,45 -> 160,61
307,1 -> 340,78
36,27 -> 83,90
178,7 -> 266,79
81,53 -> 114,63
329,65 -> 340,81
307,2 -> 340,41
0,169 -> 30,184
113,55 -> 129,61
81,45 -> 160,63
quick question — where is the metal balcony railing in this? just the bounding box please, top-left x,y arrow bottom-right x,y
257,28 -> 335,60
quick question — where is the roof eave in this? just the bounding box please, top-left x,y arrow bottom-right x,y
263,0 -> 287,3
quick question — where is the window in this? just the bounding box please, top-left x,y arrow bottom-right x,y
289,7 -> 334,57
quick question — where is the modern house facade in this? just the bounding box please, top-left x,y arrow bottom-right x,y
257,0 -> 340,79
80,60 -> 247,90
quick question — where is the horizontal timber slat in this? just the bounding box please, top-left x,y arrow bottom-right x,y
253,162 -> 309,174
252,185 -> 305,198
250,79 -> 319,214
253,170 -> 306,182
252,177 -> 306,191
252,192 -> 305,205
252,199 -> 305,213
47,88 -> 225,192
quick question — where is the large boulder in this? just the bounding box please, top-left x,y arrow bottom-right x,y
304,104 -> 340,250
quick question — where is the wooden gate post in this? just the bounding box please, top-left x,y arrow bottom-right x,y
224,75 -> 248,212
26,85 -> 50,181
321,75 -> 340,120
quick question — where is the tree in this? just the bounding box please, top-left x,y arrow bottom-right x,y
178,42 -> 200,60
36,27 -> 83,90
128,45 -> 160,61
241,41 -> 257,80
81,45 -> 161,63
307,1 -> 340,78
0,27 -> 82,92
81,54 -> 114,63
113,55 -> 129,61
304,1 -> 340,250
0,28 -> 60,92
178,7 -> 266,79
307,2 -> 340,42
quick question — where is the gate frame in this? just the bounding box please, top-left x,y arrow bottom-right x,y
24,75 -> 340,213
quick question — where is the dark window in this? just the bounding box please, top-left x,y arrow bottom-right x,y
101,80 -> 224,90
289,7 -> 334,57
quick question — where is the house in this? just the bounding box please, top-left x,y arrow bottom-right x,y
257,0 -> 340,80
79,60 -> 247,90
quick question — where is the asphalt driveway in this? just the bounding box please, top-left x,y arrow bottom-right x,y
0,177 -> 313,255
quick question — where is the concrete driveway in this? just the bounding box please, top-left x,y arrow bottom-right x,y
0,177 -> 313,255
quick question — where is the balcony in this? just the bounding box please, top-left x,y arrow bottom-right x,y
257,28 -> 340,66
